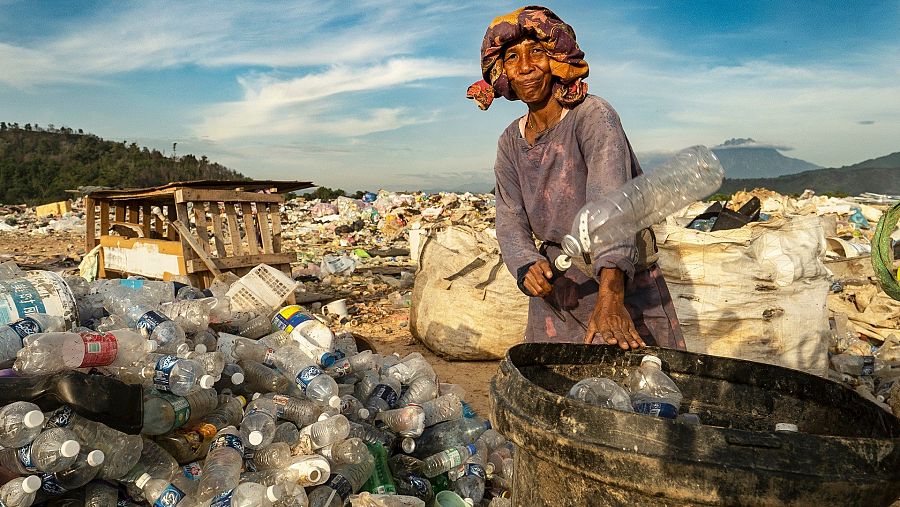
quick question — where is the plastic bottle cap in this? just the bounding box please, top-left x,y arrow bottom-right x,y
135,473 -> 151,489
641,355 -> 663,368
60,440 -> 80,458
775,423 -> 799,432
199,375 -> 215,389
231,372 -> 245,385
248,430 -> 264,446
147,341 -> 159,353
555,255 -> 572,271
23,410 -> 44,428
357,408 -> 370,420
320,354 -> 336,369
317,412 -> 331,422
307,468 -> 322,484
21,475 -> 41,494
327,396 -> 341,409
194,344 -> 207,354
87,450 -> 105,467
401,437 -> 416,453
266,485 -> 283,502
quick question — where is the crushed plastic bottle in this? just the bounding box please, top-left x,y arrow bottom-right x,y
567,377 -> 634,412
0,401 -> 45,447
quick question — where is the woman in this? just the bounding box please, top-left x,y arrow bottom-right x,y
467,6 -> 685,350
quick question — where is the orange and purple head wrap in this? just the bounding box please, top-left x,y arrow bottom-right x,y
466,5 -> 589,110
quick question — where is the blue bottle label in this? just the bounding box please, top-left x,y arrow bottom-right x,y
465,463 -> 486,480
46,406 -> 74,428
153,355 -> 182,392
461,401 -> 477,419
273,307 -> 313,333
137,310 -> 169,338
408,474 -> 430,497
861,356 -> 875,376
243,447 -> 257,472
295,365 -> 323,393
326,474 -> 353,501
209,489 -> 234,507
9,317 -> 42,338
41,473 -> 67,494
182,462 -> 202,481
634,401 -> 679,419
370,383 -> 398,408
16,443 -> 37,472
209,433 -> 244,455
153,484 -> 185,507
119,279 -> 146,289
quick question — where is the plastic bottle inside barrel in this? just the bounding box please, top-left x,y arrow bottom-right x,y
567,377 -> 634,412
628,355 -> 683,419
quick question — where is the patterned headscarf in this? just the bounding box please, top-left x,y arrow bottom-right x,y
467,5 -> 589,110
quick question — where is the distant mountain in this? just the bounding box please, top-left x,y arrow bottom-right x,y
710,138 -> 821,178
717,151 -> 900,196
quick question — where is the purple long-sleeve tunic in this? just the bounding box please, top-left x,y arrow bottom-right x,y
494,95 -> 685,348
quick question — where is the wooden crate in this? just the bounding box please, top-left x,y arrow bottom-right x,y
84,180 -> 312,289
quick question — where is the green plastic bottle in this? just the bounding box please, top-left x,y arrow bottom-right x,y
362,442 -> 397,495
430,472 -> 451,494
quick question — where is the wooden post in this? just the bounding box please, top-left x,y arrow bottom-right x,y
84,197 -> 96,252
99,201 -> 110,239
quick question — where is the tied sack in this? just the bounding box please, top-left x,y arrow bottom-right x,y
410,226 -> 527,360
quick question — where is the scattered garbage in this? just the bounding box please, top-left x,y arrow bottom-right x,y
0,262 -> 514,507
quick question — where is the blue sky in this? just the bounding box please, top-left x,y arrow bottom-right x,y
1,1 -> 898,191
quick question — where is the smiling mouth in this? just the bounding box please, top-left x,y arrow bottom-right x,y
519,78 -> 543,88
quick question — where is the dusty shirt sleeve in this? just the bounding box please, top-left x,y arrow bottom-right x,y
493,133 -> 543,278
574,99 -> 638,279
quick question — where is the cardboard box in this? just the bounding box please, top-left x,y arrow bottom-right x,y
35,200 -> 73,218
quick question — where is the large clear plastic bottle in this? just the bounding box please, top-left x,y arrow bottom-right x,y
422,444 -> 477,478
0,314 -> 66,367
272,422 -> 300,447
110,355 -> 214,396
420,394 -> 462,428
156,396 -> 246,464
221,481 -> 283,507
259,393 -> 323,428
44,405 -> 143,481
453,451 -> 488,505
160,298 -> 216,335
412,418 -> 490,459
241,455 -> 330,488
628,355 -> 683,419
377,405 -> 425,438
186,351 -> 227,380
135,472 -> 192,507
0,428 -> 80,474
215,363 -> 246,391
397,377 -> 438,407
561,145 -> 724,261
195,426 -> 244,501
306,453 -> 374,507
171,461 -> 203,497
39,448 -> 105,495
132,438 -> 179,484
319,438 -> 368,466
364,376 -> 402,420
567,377 -> 634,412
327,351 -> 380,379
0,475 -> 42,507
233,339 -> 277,367
385,353 -> 435,384
14,330 -> 156,375
251,442 -> 292,471
84,480 -> 119,507
239,360 -> 292,394
143,388 -> 218,435
258,330 -> 293,350
296,415 -> 350,455
337,395 -> 370,422
0,401 -> 45,447
102,287 -> 186,350
241,398 -> 278,449
347,421 -> 397,452
291,365 -> 341,409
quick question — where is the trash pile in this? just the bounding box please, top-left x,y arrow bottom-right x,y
0,263 -> 514,507
0,202 -> 85,235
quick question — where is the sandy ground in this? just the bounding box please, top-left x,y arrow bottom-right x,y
0,230 -> 500,417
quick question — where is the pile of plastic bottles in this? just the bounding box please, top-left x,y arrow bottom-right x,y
0,266 -> 515,507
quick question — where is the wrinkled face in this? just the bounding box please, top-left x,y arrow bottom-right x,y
502,38 -> 553,104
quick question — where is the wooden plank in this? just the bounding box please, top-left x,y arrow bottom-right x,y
166,205 -> 177,240
224,204 -> 243,256
270,204 -> 283,252
210,203 -> 227,258
241,203 -> 260,255
175,188 -> 283,204
114,204 -> 125,224
175,202 -> 195,264
141,204 -> 152,238
127,204 -> 140,224
193,203 -> 211,253
99,201 -> 110,239
256,203 -> 274,254
185,253 -> 294,272
84,197 -> 96,251
170,219 -> 222,277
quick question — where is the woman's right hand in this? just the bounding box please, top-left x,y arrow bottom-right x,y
524,260 -> 554,297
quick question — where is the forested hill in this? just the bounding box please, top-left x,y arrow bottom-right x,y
0,123 -> 247,204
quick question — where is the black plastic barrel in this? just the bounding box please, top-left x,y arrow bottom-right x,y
490,343 -> 900,506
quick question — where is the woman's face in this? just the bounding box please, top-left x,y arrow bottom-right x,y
502,38 -> 553,104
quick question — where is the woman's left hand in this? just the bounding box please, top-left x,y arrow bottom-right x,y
584,292 -> 645,350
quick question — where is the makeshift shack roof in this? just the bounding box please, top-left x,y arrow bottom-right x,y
80,180 -> 314,203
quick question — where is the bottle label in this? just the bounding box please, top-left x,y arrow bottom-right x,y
9,317 -> 42,338
295,365 -> 323,393
209,489 -> 234,507
273,307 -> 313,333
16,443 -> 38,472
262,348 -> 276,367
156,390 -> 192,428
465,463 -> 486,480
445,447 -> 463,468
137,311 -> 169,339
634,401 -> 679,419
408,475 -> 430,497
326,474 -> 353,501
119,279 -> 146,289
862,356 -> 875,376
370,383 -> 399,409
41,473 -> 67,494
182,462 -> 202,481
78,332 -> 119,367
153,355 -> 182,392
329,358 -> 352,377
153,484 -> 185,507
46,406 -> 74,428
270,394 -> 288,417
209,433 -> 244,455
243,448 -> 257,472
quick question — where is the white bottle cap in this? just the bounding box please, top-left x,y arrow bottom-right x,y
248,430 -> 264,446
317,412 -> 331,422
231,372 -> 245,385
87,450 -> 105,466
327,396 -> 341,409
357,408 -> 370,420
199,375 -> 215,389
135,472 -> 152,489
21,475 -> 41,494
194,343 -> 208,354
60,440 -> 80,458
555,254 -> 572,271
251,392 -> 262,401
641,355 -> 663,368
266,484 -> 283,502
23,410 -> 44,429
146,341 -> 159,353
401,437 -> 416,454
775,423 -> 799,432
306,468 -> 322,484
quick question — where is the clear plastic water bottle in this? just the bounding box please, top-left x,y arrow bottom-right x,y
241,398 -> 278,449
422,444 -> 477,478
420,394 -> 463,428
222,482 -> 283,507
190,329 -> 219,354
0,401 -> 45,447
365,376 -> 402,420
319,437 -> 368,465
568,377 -> 634,412
348,421 -> 398,453
377,405 -> 425,438
240,455 -> 330,488
233,339 -> 277,367
120,355 -> 215,396
259,393 -> 324,427
171,461 -> 203,497
238,360 -> 292,394
296,415 -> 350,455
292,365 -> 341,409
332,332 -> 359,358
155,396 -> 246,464
354,370 -> 380,402
131,437 -> 179,484
238,313 -> 278,340
453,456 -> 487,506
14,330 -> 157,375
250,442 -> 292,471
84,480 -> 119,507
142,388 -> 218,435
103,287 -> 187,351
385,353 -> 435,384
0,428 -> 80,474
160,298 -> 216,334
272,422 -> 300,446
216,363 -> 246,389
338,395 -> 371,422
628,355 -> 683,419
185,351 -> 227,380
135,473 -> 191,507
0,314 -> 66,367
0,475 -> 42,507
195,427 -> 244,501
40,448 -> 105,495
561,145 -> 724,260
412,418 -> 491,459
258,330 -> 293,350
44,406 -> 143,481
397,377 -> 439,407
327,351 -> 380,378
307,453 -> 374,507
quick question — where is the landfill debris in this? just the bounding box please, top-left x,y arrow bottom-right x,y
0,262 -> 513,507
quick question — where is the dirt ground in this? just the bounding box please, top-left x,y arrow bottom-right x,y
0,230 -> 500,417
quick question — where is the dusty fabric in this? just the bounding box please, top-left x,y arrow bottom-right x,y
494,94 -> 685,348
468,5 -> 589,110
